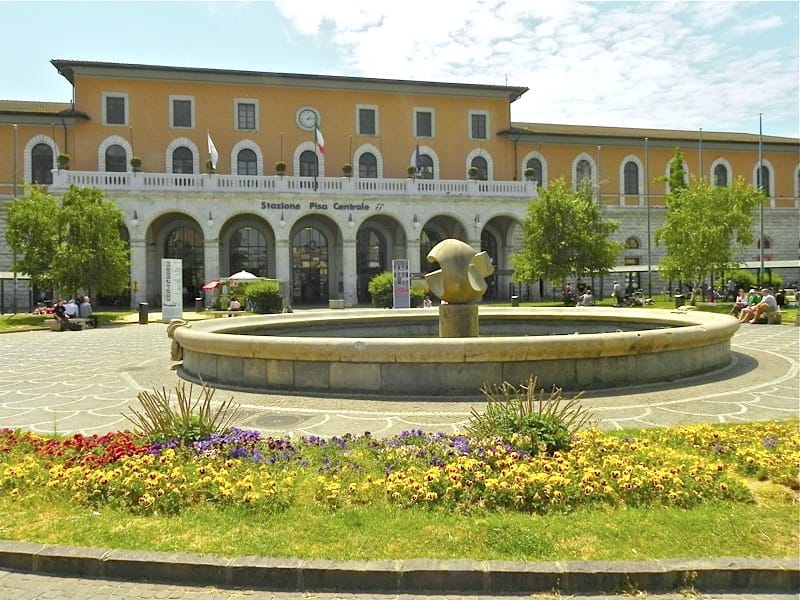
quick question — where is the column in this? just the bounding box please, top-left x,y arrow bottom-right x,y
203,238 -> 220,280
129,239 -> 147,309
342,239 -> 357,307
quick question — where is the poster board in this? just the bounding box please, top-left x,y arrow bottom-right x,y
161,258 -> 183,322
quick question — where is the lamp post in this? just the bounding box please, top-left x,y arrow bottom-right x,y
645,137 -> 651,298
12,124 -> 18,314
758,113 -> 764,285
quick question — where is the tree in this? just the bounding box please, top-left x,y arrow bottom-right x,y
6,185 -> 130,297
511,178 -> 622,285
654,175 -> 764,287
664,146 -> 688,193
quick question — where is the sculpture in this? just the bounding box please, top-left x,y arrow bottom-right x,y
425,239 -> 494,304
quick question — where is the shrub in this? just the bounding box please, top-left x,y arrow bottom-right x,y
242,279 -> 283,313
465,376 -> 593,455
727,269 -> 758,291
124,382 -> 242,445
367,271 -> 426,308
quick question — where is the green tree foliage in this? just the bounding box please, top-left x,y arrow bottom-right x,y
511,178 -> 622,285
6,185 -> 130,297
241,279 -> 283,313
655,176 -> 763,285
665,147 -> 688,193
367,271 -> 425,308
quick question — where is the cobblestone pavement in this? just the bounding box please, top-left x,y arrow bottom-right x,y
0,319 -> 797,437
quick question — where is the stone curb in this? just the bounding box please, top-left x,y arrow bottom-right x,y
0,541 -> 797,594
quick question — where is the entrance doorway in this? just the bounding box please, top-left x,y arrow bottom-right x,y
292,227 -> 328,305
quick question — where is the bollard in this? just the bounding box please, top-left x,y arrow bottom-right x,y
138,302 -> 149,324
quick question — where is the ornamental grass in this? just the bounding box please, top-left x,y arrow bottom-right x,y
1,421 -> 797,518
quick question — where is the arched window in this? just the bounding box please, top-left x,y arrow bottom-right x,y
164,225 -> 204,300
172,147 -> 194,174
623,161 -> 639,195
576,159 -> 592,187
237,149 -> 257,176
299,150 -> 318,177
358,152 -> 377,178
757,165 -> 770,196
470,156 -> 488,180
714,164 -> 728,187
105,144 -> 127,172
356,227 -> 387,302
229,226 -> 268,276
625,237 -> 640,249
31,143 -> 53,184
418,154 -> 434,179
526,157 -> 542,184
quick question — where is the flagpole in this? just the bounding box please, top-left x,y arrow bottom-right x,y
12,124 -> 18,313
758,113 -> 764,285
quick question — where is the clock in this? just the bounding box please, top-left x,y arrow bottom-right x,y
297,107 -> 319,130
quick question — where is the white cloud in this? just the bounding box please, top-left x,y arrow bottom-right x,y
273,0 -> 799,136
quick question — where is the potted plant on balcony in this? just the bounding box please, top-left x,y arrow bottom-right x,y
57,153 -> 70,170
468,166 -> 479,180
205,160 -> 215,174
524,167 -> 535,181
342,163 -> 353,177
275,161 -> 287,176
130,156 -> 142,172
407,165 -> 417,179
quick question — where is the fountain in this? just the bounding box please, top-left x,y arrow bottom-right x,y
168,240 -> 739,398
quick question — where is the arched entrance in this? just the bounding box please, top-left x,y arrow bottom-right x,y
481,229 -> 499,299
164,224 -> 204,303
356,227 -> 388,303
292,226 -> 328,305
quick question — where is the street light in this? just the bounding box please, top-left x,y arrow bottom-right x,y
645,137 -> 651,298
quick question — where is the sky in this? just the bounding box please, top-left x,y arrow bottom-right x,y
1,0 -> 797,138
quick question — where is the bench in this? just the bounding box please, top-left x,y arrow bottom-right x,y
207,310 -> 245,318
49,316 -> 98,331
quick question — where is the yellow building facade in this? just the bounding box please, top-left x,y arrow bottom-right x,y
0,60 -> 798,310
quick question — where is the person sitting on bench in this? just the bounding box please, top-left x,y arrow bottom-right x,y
53,299 -> 70,330
79,296 -> 99,328
746,288 -> 778,324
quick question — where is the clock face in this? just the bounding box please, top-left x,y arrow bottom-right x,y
297,108 -> 318,129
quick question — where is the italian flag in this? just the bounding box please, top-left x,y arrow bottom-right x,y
315,127 -> 325,155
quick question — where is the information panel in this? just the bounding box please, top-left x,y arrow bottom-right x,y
161,258 -> 183,322
392,259 -> 410,309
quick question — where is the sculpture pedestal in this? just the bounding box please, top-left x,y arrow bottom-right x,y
439,304 -> 479,337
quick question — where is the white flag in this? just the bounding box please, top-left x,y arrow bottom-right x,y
207,132 -> 219,169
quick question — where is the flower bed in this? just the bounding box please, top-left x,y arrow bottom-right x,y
1,422 -> 797,517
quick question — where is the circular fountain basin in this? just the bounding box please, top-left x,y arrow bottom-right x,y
170,307 -> 739,397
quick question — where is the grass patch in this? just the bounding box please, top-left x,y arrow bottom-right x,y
0,310 -> 135,333
0,493 -> 795,562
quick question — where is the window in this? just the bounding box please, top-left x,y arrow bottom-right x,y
103,94 -> 127,126
236,102 -> 257,131
299,150 -> 318,177
357,106 -> 377,136
418,154 -> 434,179
358,152 -> 377,178
576,159 -> 592,187
470,156 -> 488,181
230,227 -> 268,276
470,112 -> 488,139
105,144 -> 127,172
237,149 -> 257,176
623,161 -> 639,195
714,164 -> 728,187
757,165 -> 770,196
526,157 -> 542,184
172,147 -> 194,173
31,143 -> 53,184
415,109 -> 433,137
625,237 -> 640,249
170,96 -> 194,128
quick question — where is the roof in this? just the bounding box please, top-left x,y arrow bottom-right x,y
504,122 -> 799,145
0,100 -> 87,118
51,59 -> 529,103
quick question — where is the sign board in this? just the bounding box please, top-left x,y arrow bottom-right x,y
392,259 -> 410,309
161,258 -> 183,322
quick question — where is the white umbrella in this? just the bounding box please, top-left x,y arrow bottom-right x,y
228,270 -> 258,282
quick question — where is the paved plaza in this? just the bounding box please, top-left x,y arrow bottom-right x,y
0,314 -> 797,438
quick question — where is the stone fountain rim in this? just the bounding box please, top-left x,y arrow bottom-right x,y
171,307 -> 739,363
